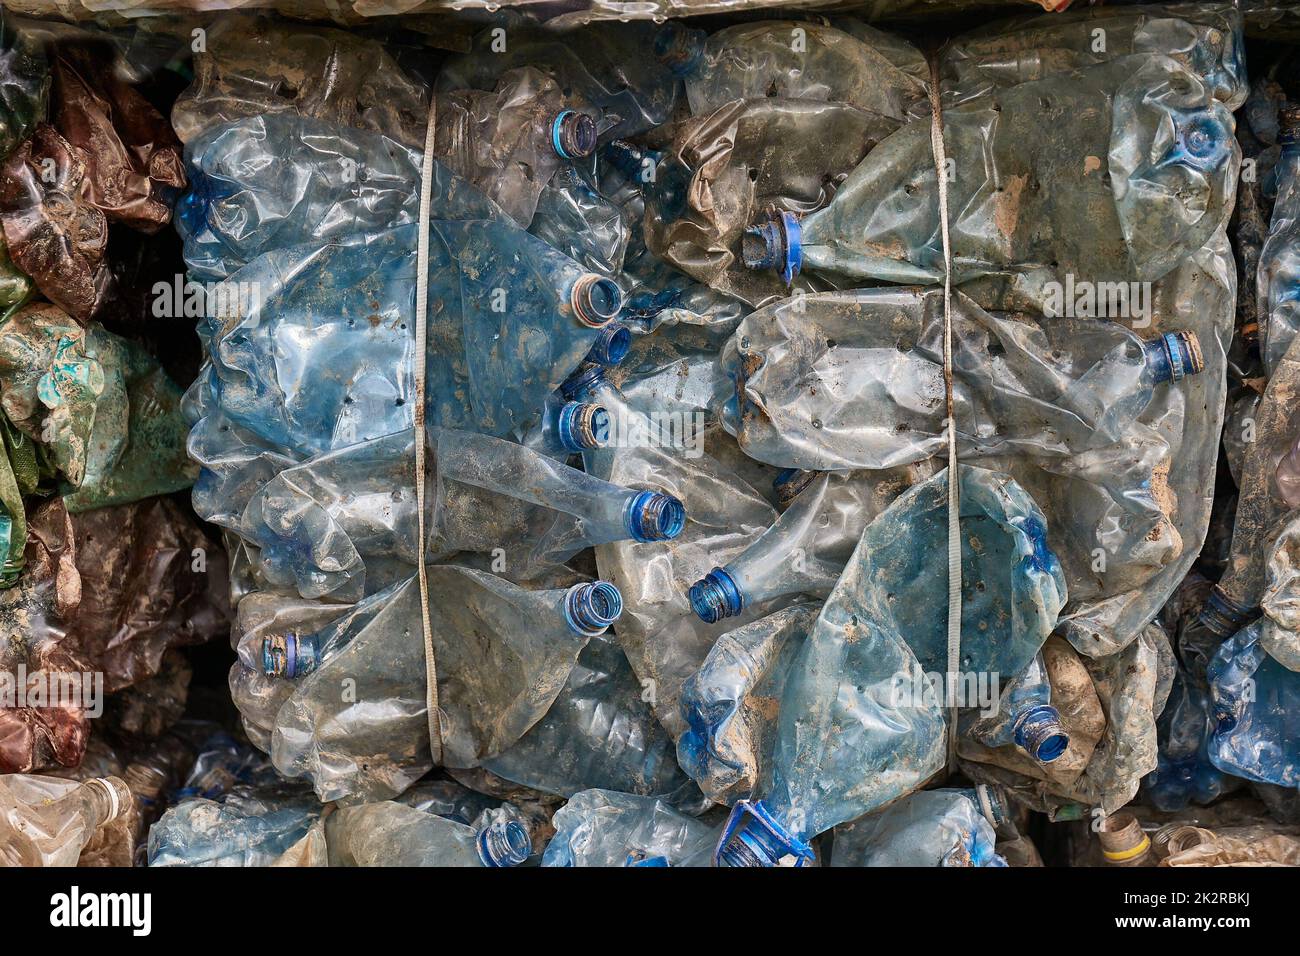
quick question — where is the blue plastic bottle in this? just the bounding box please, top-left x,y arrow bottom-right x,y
1208,621 -> 1300,788
961,652 -> 1070,765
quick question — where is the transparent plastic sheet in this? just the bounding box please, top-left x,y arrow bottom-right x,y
829,788 -> 1006,867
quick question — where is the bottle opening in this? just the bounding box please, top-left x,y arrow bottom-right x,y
557,401 -> 610,451
551,110 -> 598,160
625,489 -> 686,542
1013,704 -> 1070,765
563,580 -> 625,636
477,819 -> 532,867
1178,115 -> 1222,160
588,323 -> 632,366
1196,585 -> 1259,638
688,567 -> 744,624
572,274 -> 623,328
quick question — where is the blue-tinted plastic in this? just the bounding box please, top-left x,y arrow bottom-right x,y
1208,621 -> 1300,788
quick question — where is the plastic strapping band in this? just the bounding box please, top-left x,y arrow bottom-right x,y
415,92 -> 444,767
927,53 -> 962,774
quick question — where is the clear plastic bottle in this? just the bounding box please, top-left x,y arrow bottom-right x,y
0,775 -> 133,867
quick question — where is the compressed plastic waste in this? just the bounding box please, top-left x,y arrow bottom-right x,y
541,788 -> 716,867
830,787 -> 1009,867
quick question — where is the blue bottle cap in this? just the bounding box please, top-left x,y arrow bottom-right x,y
742,211 -> 802,284
714,800 -> 815,868
556,401 -> 610,451
652,21 -> 706,77
1142,331 -> 1204,384
624,489 -> 686,542
477,819 -> 532,867
571,274 -> 623,328
587,323 -> 632,366
563,580 -> 625,637
687,566 -> 745,624
1013,704 -> 1070,764
551,110 -> 598,160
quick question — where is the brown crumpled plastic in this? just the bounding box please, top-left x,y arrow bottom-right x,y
0,495 -> 229,774
64,496 -> 230,694
1161,826 -> 1300,866
50,44 -> 186,234
0,123 -> 111,323
0,499 -> 90,774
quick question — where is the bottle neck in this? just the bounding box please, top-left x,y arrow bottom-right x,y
263,632 -> 320,679
622,489 -> 686,542
477,819 -> 532,867
1142,331 -> 1204,384
562,581 -> 624,637
1012,704 -> 1069,764
688,566 -> 745,624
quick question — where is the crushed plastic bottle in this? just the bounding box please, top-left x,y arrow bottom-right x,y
830,787 -> 1009,867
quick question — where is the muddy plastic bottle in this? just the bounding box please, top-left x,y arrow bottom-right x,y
0,775 -> 133,867
147,781 -> 321,866
435,427 -> 686,552
722,289 -> 1206,472
170,13 -> 430,148
437,17 -> 682,143
262,578 -> 623,680
324,801 -> 530,867
743,56 -> 1238,292
961,652 -> 1070,765
637,97 -> 899,307
482,636 -> 689,799
1208,620 -> 1300,788
433,67 -> 600,228
669,20 -> 928,122
265,568 -> 620,802
830,787 -> 1008,867
1257,110 -> 1300,377
687,466 -> 926,623
541,789 -> 715,867
710,478 -> 994,865
1186,332 -> 1300,672
201,217 -> 623,457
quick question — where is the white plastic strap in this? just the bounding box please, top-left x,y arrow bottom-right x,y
415,93 -> 443,767
927,56 -> 962,772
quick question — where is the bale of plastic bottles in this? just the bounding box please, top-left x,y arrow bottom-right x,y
0,0 -> 1298,871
